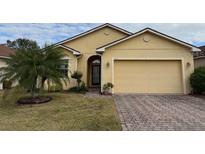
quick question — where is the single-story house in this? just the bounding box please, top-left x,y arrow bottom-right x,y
0,44 -> 14,89
194,45 -> 205,68
0,23 -> 201,94
53,23 -> 200,94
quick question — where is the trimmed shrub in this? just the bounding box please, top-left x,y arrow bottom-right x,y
79,81 -> 88,92
71,71 -> 83,88
67,81 -> 88,94
190,67 -> 205,94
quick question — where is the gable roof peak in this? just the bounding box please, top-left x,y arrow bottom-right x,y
96,27 -> 201,52
53,23 -> 132,47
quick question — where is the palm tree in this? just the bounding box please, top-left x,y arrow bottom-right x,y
0,45 -> 69,98
40,45 -> 70,90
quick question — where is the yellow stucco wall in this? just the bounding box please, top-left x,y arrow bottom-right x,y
101,32 -> 194,94
194,58 -> 205,68
63,27 -> 128,86
61,49 -> 78,89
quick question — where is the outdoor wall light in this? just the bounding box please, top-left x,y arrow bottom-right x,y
106,62 -> 110,67
187,62 -> 191,67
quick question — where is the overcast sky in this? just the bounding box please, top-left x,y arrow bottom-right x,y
0,23 -> 205,47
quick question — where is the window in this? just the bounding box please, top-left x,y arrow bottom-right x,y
59,59 -> 69,77
92,59 -> 100,64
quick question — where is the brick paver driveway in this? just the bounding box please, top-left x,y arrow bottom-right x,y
114,95 -> 205,131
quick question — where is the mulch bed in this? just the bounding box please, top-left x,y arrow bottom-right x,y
101,92 -> 113,96
17,96 -> 52,105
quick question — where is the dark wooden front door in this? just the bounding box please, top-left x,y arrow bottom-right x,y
92,64 -> 101,85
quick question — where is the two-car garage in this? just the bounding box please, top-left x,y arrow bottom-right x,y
113,60 -> 184,94
98,28 -> 199,95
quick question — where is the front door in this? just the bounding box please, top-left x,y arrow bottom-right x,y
92,64 -> 101,85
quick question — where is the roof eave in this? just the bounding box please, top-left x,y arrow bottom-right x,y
73,52 -> 81,56
194,56 -> 205,60
192,47 -> 201,52
96,48 -> 105,53
57,45 -> 82,56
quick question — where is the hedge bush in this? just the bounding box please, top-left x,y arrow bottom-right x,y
71,71 -> 83,88
190,67 -> 205,94
67,81 -> 88,94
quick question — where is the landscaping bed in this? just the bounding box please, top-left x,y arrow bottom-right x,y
17,96 -> 52,104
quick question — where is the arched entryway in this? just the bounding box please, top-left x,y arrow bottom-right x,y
87,55 -> 101,88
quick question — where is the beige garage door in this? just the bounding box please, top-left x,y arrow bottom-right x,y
114,60 -> 183,94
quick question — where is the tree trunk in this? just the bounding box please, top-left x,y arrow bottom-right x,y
77,79 -> 81,89
31,76 -> 38,98
41,76 -> 47,89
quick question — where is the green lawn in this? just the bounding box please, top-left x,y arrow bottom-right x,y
0,91 -> 121,131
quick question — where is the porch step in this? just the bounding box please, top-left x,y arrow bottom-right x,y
88,88 -> 101,93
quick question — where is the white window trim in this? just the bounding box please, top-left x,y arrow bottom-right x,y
60,57 -> 70,77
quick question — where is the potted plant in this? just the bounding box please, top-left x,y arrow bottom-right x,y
103,82 -> 114,95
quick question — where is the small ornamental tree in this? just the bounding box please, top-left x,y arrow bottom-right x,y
190,67 -> 205,94
71,71 -> 83,89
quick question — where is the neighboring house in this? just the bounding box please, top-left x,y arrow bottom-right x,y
193,45 -> 205,68
0,44 -> 14,89
54,23 -> 200,94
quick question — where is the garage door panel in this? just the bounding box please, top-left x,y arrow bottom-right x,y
114,60 -> 183,93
